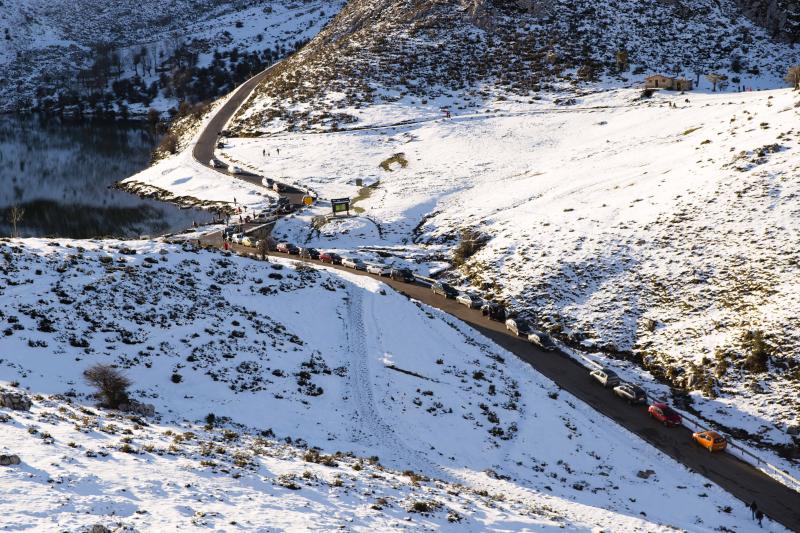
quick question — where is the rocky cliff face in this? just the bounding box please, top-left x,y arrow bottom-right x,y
735,0 -> 800,42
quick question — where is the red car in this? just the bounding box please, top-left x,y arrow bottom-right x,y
648,402 -> 682,427
319,252 -> 342,264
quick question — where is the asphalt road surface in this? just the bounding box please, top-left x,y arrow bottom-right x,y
190,65 -> 800,530
208,243 -> 800,531
192,63 -> 305,206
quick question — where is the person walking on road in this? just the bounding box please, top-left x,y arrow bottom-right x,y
756,510 -> 764,527
749,501 -> 758,520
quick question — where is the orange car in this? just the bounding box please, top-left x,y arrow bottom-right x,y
692,430 -> 727,452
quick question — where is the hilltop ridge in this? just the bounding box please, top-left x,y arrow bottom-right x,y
231,0 -> 800,133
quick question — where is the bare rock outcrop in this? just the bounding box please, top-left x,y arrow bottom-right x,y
0,390 -> 32,411
0,455 -> 21,466
734,0 -> 800,42
118,400 -> 156,417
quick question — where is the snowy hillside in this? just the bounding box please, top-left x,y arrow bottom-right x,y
0,238 -> 780,531
0,0 -> 343,114
182,86 -> 799,471
230,0 -> 800,133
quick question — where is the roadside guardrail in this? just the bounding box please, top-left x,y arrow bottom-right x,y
682,409 -> 800,493
412,274 -> 436,286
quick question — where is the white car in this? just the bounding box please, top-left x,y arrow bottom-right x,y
230,233 -> 245,244
261,177 -> 274,188
527,330 -> 557,351
210,159 -> 225,168
505,317 -> 531,336
456,293 -> 482,308
228,164 -> 243,174
365,263 -> 391,276
590,368 -> 621,388
342,258 -> 366,271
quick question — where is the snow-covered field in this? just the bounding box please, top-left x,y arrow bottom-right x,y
0,238 -> 784,531
121,142 -> 273,215
5,0 -> 800,529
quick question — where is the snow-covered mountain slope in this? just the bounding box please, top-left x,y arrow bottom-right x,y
0,238 -> 779,531
230,0 -> 800,133
0,0 -> 343,114
205,87 -> 800,469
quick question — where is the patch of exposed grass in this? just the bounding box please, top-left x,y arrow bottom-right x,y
452,228 -> 488,268
351,181 -> 380,214
379,153 -> 408,172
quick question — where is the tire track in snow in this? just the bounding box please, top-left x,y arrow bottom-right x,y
343,283 -> 444,479
406,300 -> 531,477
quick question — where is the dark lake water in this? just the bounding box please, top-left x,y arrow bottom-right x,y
0,114 -> 211,239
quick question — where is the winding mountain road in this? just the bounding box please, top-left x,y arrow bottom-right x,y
191,67 -> 800,531
192,63 -> 305,206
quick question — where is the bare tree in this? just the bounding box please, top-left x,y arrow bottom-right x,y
258,237 -> 270,261
132,51 -> 141,76
142,47 -> 158,76
157,133 -> 179,155
111,51 -> 122,79
143,46 -> 156,76
786,65 -> 800,90
615,49 -> 629,73
146,107 -> 160,130
84,364 -> 131,408
7,205 -> 24,237
705,73 -> 725,92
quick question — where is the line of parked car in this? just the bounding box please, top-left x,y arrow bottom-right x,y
225,227 -> 261,248
339,256 -> 416,282
267,244 -> 418,283
586,366 -> 727,452
210,158 -> 244,175
426,275 -> 727,454
503,316 -> 558,351
428,281 -> 559,351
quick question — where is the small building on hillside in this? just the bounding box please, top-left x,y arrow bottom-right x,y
645,75 -> 693,91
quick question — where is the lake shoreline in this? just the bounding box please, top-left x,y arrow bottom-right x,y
0,114 -> 211,239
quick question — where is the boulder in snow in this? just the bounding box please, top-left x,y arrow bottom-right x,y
0,390 -> 32,411
0,455 -> 21,466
